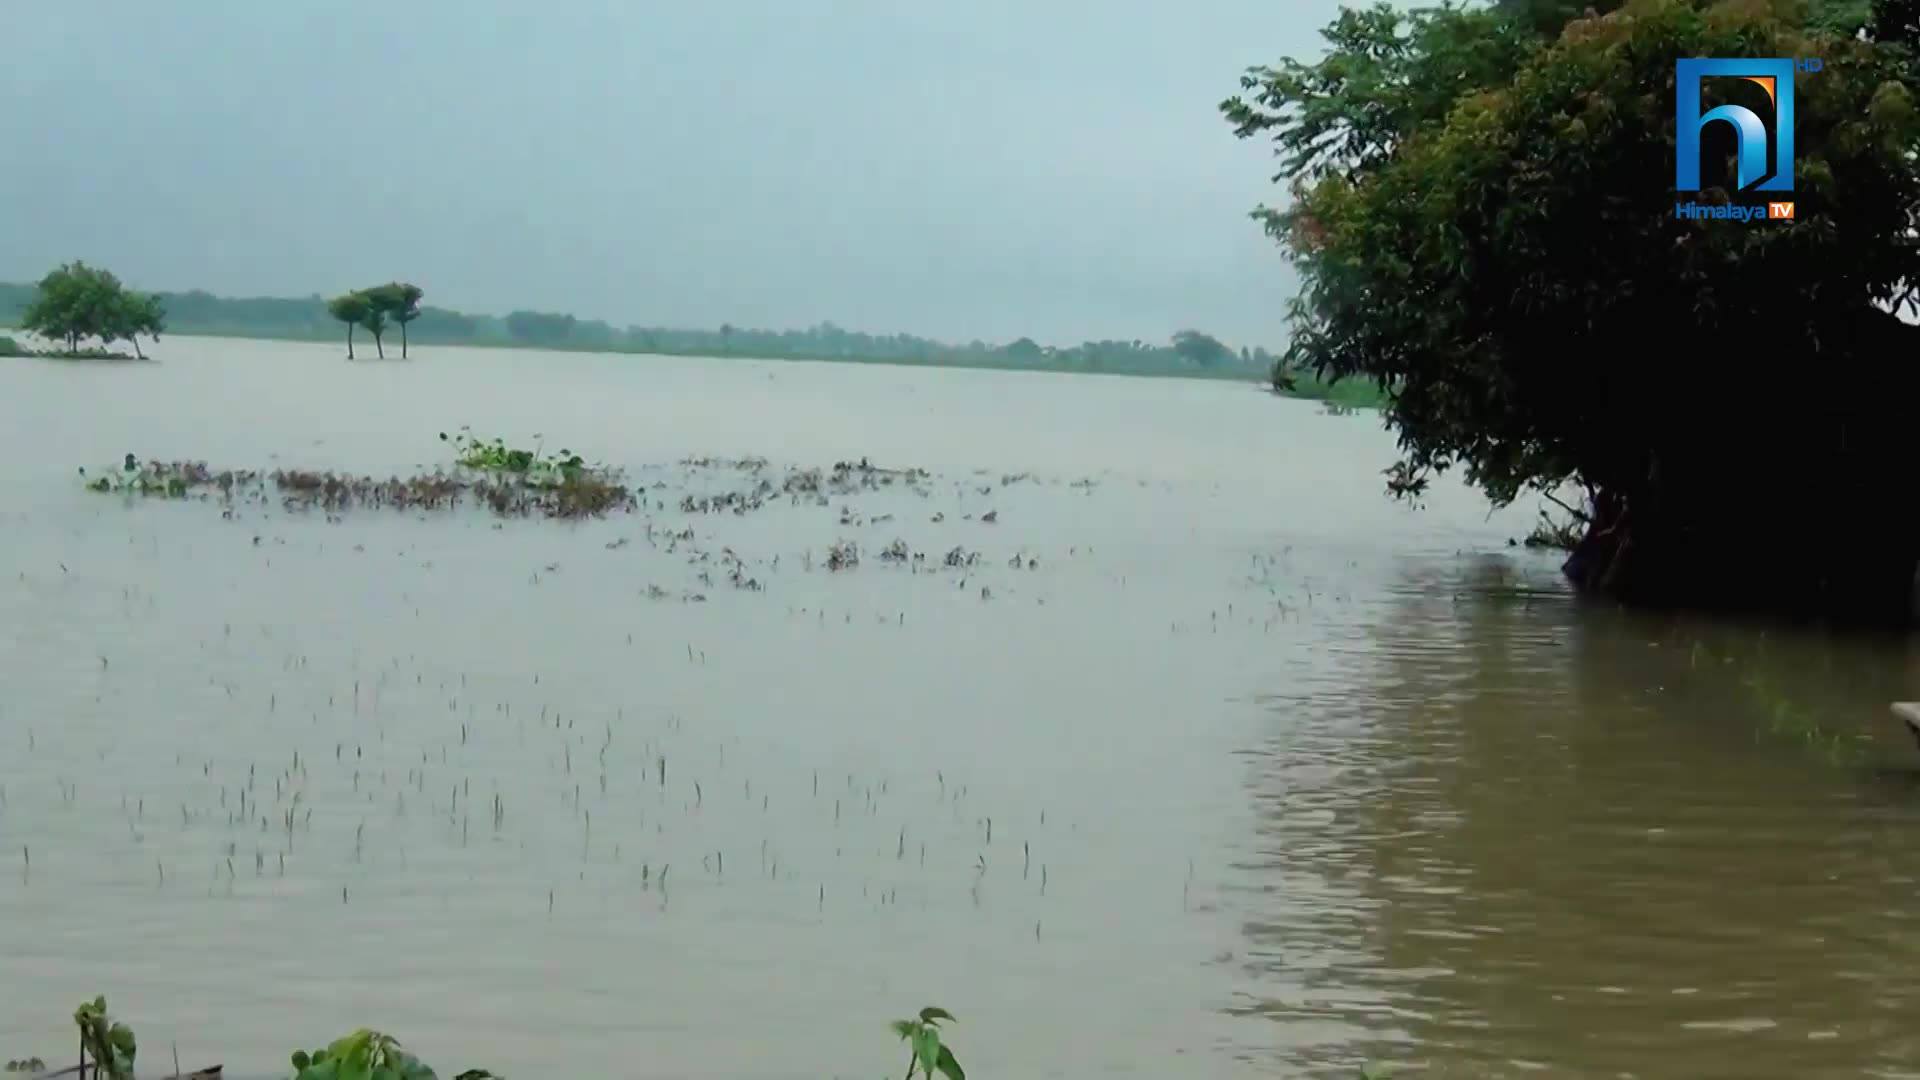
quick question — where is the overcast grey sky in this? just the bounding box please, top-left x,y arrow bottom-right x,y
0,2 -> 1341,348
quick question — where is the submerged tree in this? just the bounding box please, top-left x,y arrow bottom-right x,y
1224,0 -> 1920,624
366,282 -> 425,358
105,291 -> 165,359
362,301 -> 389,359
326,292 -> 371,359
19,262 -> 164,357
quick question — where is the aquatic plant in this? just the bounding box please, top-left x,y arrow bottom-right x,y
441,428 -> 588,482
78,440 -> 636,521
73,995 -> 136,1080
290,1030 -> 436,1080
77,456 -> 210,497
3,1058 -> 47,1074
889,1007 -> 964,1080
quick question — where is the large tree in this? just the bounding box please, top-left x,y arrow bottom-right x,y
1225,0 -> 1920,624
19,262 -> 164,357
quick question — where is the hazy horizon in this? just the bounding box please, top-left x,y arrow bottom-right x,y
0,2 -> 1344,350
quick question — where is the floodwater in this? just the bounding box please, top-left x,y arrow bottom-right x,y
3,338 -> 1920,1079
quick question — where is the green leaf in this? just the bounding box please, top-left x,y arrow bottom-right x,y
918,1007 -> 955,1025
293,1050 -> 312,1070
935,1044 -> 965,1080
330,1030 -> 373,1061
913,1027 -> 942,1080
889,1020 -> 917,1041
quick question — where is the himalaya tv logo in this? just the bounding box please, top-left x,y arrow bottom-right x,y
1674,57 -> 1817,223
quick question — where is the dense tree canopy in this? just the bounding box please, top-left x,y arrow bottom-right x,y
19,262 -> 165,358
1226,0 -> 1920,623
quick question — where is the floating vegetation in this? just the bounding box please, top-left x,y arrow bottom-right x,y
3,1060 -> 46,1074
441,428 -> 589,482
78,455 -> 235,497
680,455 -> 771,471
72,440 -> 1061,607
80,434 -> 635,521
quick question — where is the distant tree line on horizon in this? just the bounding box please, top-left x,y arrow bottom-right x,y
0,280 -> 1280,379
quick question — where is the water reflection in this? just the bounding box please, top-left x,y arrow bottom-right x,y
1232,554 -> 1920,1078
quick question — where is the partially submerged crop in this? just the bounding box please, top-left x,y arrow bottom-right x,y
79,437 -> 636,521
291,1030 -> 436,1080
889,1007 -> 964,1080
74,996 -> 136,1080
77,455 -> 219,497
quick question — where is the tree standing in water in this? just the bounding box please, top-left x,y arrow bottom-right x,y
365,282 -> 425,358
19,261 -> 165,358
326,291 -> 371,359
1224,0 -> 1920,624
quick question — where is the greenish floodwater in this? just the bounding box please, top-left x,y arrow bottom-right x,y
1,337 -> 1918,1079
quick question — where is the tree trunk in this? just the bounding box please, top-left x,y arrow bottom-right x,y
346,323 -> 355,360
1564,476 -> 1920,628
131,336 -> 144,360
401,321 -> 408,359
374,332 -> 384,360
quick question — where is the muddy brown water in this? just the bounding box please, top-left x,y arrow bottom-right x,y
4,337 -> 1920,1079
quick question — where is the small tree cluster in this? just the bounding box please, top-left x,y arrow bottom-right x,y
327,282 -> 424,359
20,262 -> 165,358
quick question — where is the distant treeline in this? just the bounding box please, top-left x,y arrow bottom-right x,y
0,281 -> 1282,381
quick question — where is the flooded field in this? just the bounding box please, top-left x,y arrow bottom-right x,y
4,338 -> 1920,1078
